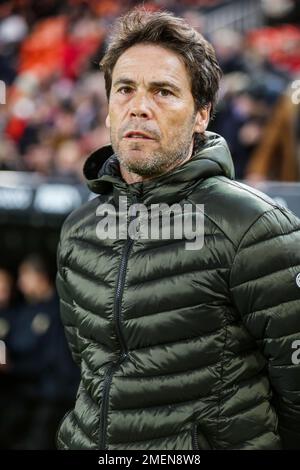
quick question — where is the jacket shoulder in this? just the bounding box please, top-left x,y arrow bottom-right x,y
190,176 -> 298,248
59,194 -> 103,241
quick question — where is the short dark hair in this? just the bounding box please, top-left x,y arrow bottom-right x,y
99,8 -> 222,119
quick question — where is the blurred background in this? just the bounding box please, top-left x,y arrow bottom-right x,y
0,0 -> 299,449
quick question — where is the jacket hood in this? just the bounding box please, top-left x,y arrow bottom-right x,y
83,131 -> 235,204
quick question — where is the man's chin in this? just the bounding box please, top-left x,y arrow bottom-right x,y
118,151 -> 151,167
119,156 -> 163,177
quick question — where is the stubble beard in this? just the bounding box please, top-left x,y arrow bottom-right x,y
110,117 -> 196,178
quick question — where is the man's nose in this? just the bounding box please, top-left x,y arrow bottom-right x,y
129,92 -> 152,119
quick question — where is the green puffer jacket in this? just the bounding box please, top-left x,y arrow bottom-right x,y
56,132 -> 300,450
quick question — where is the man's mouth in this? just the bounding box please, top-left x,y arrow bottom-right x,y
123,131 -> 155,140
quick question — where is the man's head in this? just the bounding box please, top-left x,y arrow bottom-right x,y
18,254 -> 54,303
100,9 -> 222,181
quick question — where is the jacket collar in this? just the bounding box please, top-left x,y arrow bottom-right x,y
83,131 -> 235,205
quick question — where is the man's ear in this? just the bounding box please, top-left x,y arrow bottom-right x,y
105,114 -> 110,129
194,103 -> 211,133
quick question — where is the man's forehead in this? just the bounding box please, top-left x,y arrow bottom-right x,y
112,44 -> 190,87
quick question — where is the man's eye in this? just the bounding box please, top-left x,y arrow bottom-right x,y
117,87 -> 132,94
157,89 -> 172,97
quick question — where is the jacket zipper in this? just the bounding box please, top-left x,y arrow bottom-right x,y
98,193 -> 138,450
192,423 -> 200,450
192,422 -> 213,450
98,352 -> 129,450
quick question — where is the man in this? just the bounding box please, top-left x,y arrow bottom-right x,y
56,9 -> 300,450
7,254 -> 80,449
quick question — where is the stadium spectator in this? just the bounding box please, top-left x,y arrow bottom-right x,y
2,254 -> 80,449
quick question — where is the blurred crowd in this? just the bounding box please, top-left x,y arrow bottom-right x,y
0,0 -> 299,182
0,256 -> 80,449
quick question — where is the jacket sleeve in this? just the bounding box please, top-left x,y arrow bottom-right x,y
56,232 -> 81,369
229,206 -> 300,449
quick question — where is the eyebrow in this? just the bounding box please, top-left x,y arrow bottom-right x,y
112,78 -> 181,94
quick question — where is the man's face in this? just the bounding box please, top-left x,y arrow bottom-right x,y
106,44 -> 209,178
